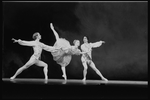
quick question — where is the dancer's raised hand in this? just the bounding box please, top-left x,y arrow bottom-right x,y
101,41 -> 105,43
12,38 -> 18,43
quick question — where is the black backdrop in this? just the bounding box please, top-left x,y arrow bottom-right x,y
2,2 -> 148,81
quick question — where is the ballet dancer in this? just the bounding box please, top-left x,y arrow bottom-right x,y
50,23 -> 85,80
81,36 -> 108,81
10,32 -> 55,80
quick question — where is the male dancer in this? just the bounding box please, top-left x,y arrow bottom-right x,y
10,32 -> 55,80
81,36 -> 108,81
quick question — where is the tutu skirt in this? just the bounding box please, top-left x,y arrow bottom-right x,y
51,38 -> 72,66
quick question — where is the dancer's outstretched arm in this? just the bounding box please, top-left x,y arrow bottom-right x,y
41,43 -> 56,52
65,47 -> 87,55
73,47 -> 87,55
50,23 -> 59,41
75,50 -> 87,55
12,38 -> 35,46
91,41 -> 105,48
80,51 -> 88,54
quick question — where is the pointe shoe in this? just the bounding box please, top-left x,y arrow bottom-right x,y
45,77 -> 48,80
82,78 -> 86,81
102,78 -> 108,82
10,76 -> 15,80
62,75 -> 67,80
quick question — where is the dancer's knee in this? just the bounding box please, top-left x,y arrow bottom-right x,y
22,65 -> 29,70
82,62 -> 88,69
44,64 -> 48,71
83,66 -> 88,70
44,64 -> 48,68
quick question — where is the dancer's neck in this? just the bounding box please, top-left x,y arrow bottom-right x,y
35,39 -> 40,42
73,45 -> 78,48
84,42 -> 88,44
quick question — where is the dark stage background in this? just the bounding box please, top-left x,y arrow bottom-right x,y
2,2 -> 148,81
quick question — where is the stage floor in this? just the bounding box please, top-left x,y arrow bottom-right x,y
2,78 -> 148,99
2,78 -> 148,85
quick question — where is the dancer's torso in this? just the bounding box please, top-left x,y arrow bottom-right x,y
32,41 -> 43,59
81,43 -> 92,61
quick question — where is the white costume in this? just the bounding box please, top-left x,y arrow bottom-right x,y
10,38 -> 55,80
51,38 -> 81,67
81,41 -> 103,63
81,41 -> 108,81
50,23 -> 81,80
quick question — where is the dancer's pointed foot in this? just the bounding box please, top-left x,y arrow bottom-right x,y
82,78 -> 86,81
45,77 -> 48,80
10,76 -> 15,80
62,75 -> 67,80
102,78 -> 108,82
82,78 -> 86,85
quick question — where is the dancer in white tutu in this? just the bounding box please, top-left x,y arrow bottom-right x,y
50,23 -> 85,80
10,32 -> 56,80
81,36 -> 108,81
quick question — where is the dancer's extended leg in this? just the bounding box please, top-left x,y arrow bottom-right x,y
89,61 -> 108,81
50,23 -> 59,41
10,56 -> 36,79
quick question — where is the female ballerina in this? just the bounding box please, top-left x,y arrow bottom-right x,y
50,23 -> 85,80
